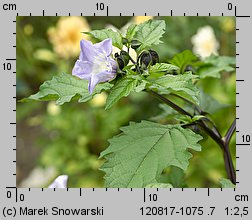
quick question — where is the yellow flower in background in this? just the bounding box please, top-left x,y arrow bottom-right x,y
133,16 -> 153,24
191,25 -> 219,59
90,92 -> 107,107
47,16 -> 90,59
220,17 -> 235,33
47,101 -> 61,116
24,24 -> 34,36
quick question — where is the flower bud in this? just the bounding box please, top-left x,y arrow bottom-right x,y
148,49 -> 159,65
131,39 -> 141,50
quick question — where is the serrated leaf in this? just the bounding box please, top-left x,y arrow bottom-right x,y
134,20 -> 166,51
22,73 -> 112,105
126,24 -> 138,42
149,63 -> 180,74
145,183 -> 173,188
170,50 -> 198,73
100,121 -> 202,187
220,178 -> 235,188
105,77 -> 138,110
85,29 -> 123,49
150,73 -> 200,104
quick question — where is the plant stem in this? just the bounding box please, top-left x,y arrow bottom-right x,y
224,119 -> 236,144
128,55 -> 136,65
148,89 -> 236,184
127,53 -> 141,74
196,120 -> 223,146
222,119 -> 236,184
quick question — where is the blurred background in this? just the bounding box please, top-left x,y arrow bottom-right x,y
17,16 -> 236,188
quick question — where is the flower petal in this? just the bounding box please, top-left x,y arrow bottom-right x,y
79,39 -> 96,61
48,175 -> 68,188
88,75 -> 100,94
96,70 -> 116,83
73,38 -> 117,93
108,56 -> 118,72
72,60 -> 92,80
94,38 -> 113,56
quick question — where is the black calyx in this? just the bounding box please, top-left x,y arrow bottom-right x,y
116,50 -> 130,70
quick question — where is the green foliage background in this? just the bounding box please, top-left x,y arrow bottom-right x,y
17,16 -> 236,187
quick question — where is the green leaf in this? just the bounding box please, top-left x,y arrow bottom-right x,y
220,178 -> 235,188
134,80 -> 148,92
22,73 -> 112,105
150,73 -> 200,104
166,167 -> 186,188
105,77 -> 138,110
126,24 -> 138,42
199,90 -> 228,114
145,183 -> 173,188
134,20 -> 166,51
158,166 -> 186,188
149,63 -> 180,74
192,115 -> 206,122
100,121 -> 202,187
170,50 -> 198,73
205,55 -> 235,66
85,29 -> 123,49
198,66 -> 233,78
198,55 -> 235,78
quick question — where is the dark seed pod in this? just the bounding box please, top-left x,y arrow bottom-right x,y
120,51 -> 130,66
114,52 -> 119,58
184,65 -> 194,73
116,56 -> 125,70
131,39 -> 141,50
149,49 -> 159,65
139,51 -> 152,69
